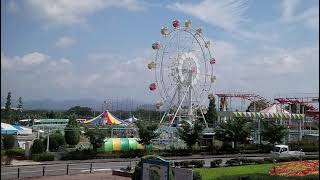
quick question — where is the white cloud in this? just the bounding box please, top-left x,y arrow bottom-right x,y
24,0 -> 144,25
281,0 -> 300,22
167,0 -> 273,41
55,36 -> 76,48
20,52 -> 49,65
280,0 -> 319,31
168,0 -> 248,31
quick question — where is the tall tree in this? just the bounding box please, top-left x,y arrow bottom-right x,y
84,127 -> 108,151
205,94 -> 218,127
135,120 -> 159,146
64,114 -> 80,146
214,117 -> 253,150
178,120 -> 204,150
17,97 -> 23,109
4,92 -> 12,123
261,121 -> 288,145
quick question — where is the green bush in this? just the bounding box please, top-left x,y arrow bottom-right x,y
30,139 -> 45,155
210,159 -> 222,168
191,160 -> 205,168
225,159 -> 240,166
61,149 -> 96,160
43,131 -> 66,151
32,153 -> 54,162
217,173 -> 319,180
193,171 -> 202,180
288,141 -> 319,152
3,134 -> 16,149
174,160 -> 205,168
5,148 -> 25,157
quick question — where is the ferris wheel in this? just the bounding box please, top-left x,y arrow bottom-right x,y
148,19 -> 216,127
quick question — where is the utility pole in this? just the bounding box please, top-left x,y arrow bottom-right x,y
46,130 -> 50,152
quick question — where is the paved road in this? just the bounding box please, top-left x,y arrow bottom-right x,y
1,156 -> 268,180
2,153 -> 318,180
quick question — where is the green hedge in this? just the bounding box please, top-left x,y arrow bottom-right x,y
61,149 -> 96,160
217,174 -> 319,180
210,159 -> 223,168
225,156 -> 319,167
174,160 -> 205,168
32,153 -> 54,162
5,148 -> 25,157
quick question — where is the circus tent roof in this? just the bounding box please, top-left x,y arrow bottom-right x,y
260,104 -> 290,114
84,111 -> 127,125
125,116 -> 139,123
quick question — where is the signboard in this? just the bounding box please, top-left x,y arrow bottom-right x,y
142,156 -> 170,180
175,168 -> 193,180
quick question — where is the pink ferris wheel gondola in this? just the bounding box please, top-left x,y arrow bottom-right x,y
149,83 -> 157,91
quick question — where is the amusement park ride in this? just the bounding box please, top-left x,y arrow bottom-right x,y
146,19 -> 319,144
148,19 -> 216,128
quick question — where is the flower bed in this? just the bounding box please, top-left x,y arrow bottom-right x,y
270,160 -> 319,176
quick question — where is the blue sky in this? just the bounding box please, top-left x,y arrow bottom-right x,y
1,0 -> 319,104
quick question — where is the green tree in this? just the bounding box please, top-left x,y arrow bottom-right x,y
66,106 -> 93,117
30,139 -> 44,155
261,121 -> 288,145
205,94 -> 218,127
43,131 -> 66,151
17,97 -> 23,109
3,134 -> 16,149
4,92 -> 12,123
214,117 -> 253,150
84,127 -> 108,151
178,120 -> 204,150
64,114 -> 80,146
135,120 -> 159,146
46,111 -> 55,118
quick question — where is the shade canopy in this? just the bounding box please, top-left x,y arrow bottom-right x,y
1,123 -> 32,134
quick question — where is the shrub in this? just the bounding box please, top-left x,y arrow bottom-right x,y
3,134 -> 16,149
61,149 -> 96,160
210,159 -> 222,168
43,131 -> 66,151
32,153 -> 54,162
30,139 -> 44,155
193,171 -> 202,180
225,159 -> 240,166
263,157 -> 275,163
5,148 -> 25,157
191,160 -> 205,168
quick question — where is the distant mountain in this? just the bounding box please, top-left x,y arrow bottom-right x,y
1,98 -> 153,111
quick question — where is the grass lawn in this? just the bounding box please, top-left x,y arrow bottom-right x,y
195,164 -> 274,180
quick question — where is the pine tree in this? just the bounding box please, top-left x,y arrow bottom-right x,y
5,92 -> 12,123
205,94 -> 218,127
17,97 -> 23,110
64,114 -> 80,146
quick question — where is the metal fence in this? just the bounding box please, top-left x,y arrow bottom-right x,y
1,162 -> 125,180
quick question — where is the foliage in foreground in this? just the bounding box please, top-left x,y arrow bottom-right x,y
261,121 -> 288,145
214,117 -> 253,150
3,134 -> 16,149
30,139 -> 45,155
195,164 -> 274,180
32,152 -> 54,161
64,114 -> 80,146
135,120 -> 159,146
177,120 -> 204,150
84,127 -> 108,151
